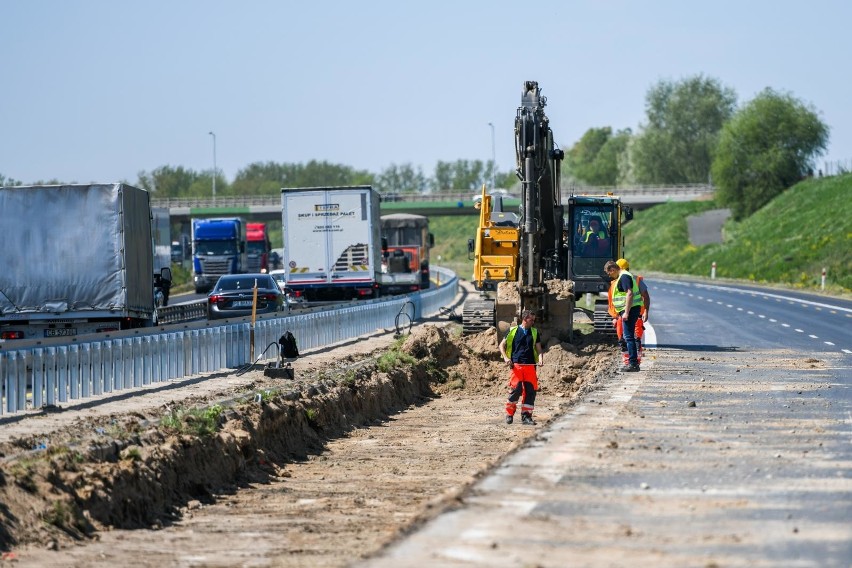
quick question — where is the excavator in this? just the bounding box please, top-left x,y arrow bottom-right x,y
462,80 -> 632,339
463,80 -> 570,341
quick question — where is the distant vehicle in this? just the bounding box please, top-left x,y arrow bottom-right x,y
207,274 -> 288,320
280,186 -> 382,302
171,241 -> 184,263
246,222 -> 272,273
380,213 -> 434,291
270,269 -> 308,307
191,217 -> 248,294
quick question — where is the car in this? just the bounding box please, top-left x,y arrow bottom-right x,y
269,269 -> 308,308
207,273 -> 288,320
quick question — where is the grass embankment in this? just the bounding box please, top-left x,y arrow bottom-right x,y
624,174 -> 851,293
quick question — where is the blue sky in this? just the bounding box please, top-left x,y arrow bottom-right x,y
2,0 -> 850,185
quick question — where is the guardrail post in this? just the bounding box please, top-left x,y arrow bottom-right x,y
101,341 -> 113,394
80,344 -> 92,399
58,346 -> 69,402
69,345 -> 80,400
32,348 -> 45,409
132,337 -> 143,388
142,336 -> 153,385
92,343 -> 103,396
711,261 -> 717,279
821,267 -> 826,290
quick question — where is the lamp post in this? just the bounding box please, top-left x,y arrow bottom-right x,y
208,131 -> 217,202
488,122 -> 496,190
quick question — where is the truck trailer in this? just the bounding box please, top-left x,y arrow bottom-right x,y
191,218 -> 248,293
280,186 -> 382,302
0,183 -> 166,341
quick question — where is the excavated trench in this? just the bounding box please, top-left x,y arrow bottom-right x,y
0,324 -> 617,560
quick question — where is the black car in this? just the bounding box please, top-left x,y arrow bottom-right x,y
207,274 -> 288,320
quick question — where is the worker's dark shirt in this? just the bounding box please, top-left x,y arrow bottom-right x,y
616,274 -> 634,294
511,326 -> 536,364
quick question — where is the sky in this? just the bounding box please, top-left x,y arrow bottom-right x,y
2,0 -> 851,186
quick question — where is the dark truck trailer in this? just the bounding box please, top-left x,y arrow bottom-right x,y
0,183 -> 161,341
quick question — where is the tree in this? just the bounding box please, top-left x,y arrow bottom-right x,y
136,165 -> 206,198
0,174 -> 23,187
632,75 -> 737,184
712,88 -> 829,219
374,163 -> 428,194
432,159 -> 490,191
564,127 -> 632,186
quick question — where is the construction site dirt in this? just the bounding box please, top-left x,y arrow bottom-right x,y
0,309 -> 616,567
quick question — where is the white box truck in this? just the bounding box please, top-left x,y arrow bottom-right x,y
280,186 -> 382,302
0,183 -> 167,341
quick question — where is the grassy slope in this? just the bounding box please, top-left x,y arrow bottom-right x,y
622,174 -> 852,293
430,174 -> 851,293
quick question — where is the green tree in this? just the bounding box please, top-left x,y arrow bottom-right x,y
564,127 -> 632,186
0,174 -> 23,187
374,163 -> 428,194
712,88 -> 829,219
137,165 -> 205,198
632,75 -> 737,184
432,159 -> 490,191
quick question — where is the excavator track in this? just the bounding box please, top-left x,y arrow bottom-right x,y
462,298 -> 496,334
593,298 -> 617,336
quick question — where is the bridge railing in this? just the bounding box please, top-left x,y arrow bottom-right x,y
151,184 -> 715,209
0,268 -> 459,416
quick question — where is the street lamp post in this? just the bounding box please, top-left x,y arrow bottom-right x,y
488,122 -> 496,190
208,131 -> 217,202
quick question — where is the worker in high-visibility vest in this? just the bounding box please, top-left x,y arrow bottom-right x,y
498,309 -> 544,425
604,260 -> 643,371
607,258 -> 650,365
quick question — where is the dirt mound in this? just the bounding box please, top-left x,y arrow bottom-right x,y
0,322 -> 617,561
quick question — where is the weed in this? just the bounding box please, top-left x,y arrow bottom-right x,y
305,408 -> 319,426
160,403 -> 224,437
121,447 -> 142,462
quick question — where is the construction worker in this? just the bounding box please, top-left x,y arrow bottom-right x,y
604,260 -> 642,372
607,258 -> 650,365
499,309 -> 544,425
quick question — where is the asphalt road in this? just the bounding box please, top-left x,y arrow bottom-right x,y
362,278 -> 852,567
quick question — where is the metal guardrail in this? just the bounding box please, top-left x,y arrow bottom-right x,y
0,268 -> 459,415
156,300 -> 208,325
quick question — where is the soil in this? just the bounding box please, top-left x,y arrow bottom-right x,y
0,304 -> 616,567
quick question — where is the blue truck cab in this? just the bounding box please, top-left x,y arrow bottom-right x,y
191,217 -> 248,293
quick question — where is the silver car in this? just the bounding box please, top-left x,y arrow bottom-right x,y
207,274 -> 288,320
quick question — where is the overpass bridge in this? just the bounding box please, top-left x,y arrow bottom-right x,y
153,184 -> 714,225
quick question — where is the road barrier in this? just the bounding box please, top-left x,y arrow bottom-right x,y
0,268 -> 458,415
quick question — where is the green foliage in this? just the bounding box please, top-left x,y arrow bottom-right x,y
376,336 -> 417,372
305,408 -> 319,425
632,75 -> 737,184
426,215 -> 479,277
0,173 -> 23,186
623,174 -> 852,292
161,404 -> 224,437
712,88 -> 829,219
564,127 -> 631,186
232,160 -> 374,195
375,163 -> 429,194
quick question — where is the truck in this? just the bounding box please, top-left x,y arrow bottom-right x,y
246,222 -> 272,273
0,183 -> 168,341
191,217 -> 248,293
280,186 -> 382,302
378,245 -> 422,295
380,213 -> 434,290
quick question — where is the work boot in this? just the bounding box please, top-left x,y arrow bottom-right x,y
621,364 -> 640,372
505,414 -> 513,425
521,413 -> 536,425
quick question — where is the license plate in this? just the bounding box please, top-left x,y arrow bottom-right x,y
45,328 -> 77,337
232,300 -> 253,307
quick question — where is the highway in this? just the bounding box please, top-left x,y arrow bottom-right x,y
364,277 -> 852,567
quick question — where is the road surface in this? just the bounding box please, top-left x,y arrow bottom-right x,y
362,278 -> 852,567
